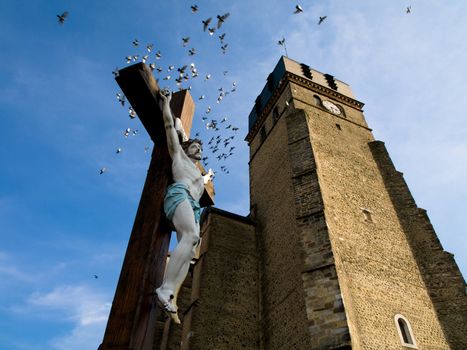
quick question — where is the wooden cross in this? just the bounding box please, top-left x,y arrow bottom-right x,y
99,63 -> 214,350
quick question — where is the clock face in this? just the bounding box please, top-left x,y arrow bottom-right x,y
322,100 -> 341,115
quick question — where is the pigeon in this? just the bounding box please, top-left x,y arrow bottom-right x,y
155,51 -> 162,59
99,167 -> 106,175
149,63 -> 156,71
294,5 -> 303,14
223,70 -> 228,76
129,107 -> 136,119
142,55 -> 149,63
221,44 -> 228,54
112,67 -> 119,77
116,148 -> 122,154
168,65 -> 175,71
206,106 -> 212,114
318,16 -> 327,25
199,95 -> 205,100
146,44 -> 154,52
125,56 -> 132,64
202,17 -> 212,31
93,275 -> 98,279
124,128 -> 131,137
57,11 -> 69,24
219,33 -> 226,42
205,74 -> 211,81
182,37 -> 190,46
406,6 -> 411,14
117,93 -> 125,106
191,5 -> 199,13
216,13 -> 230,28
132,39 -> 139,47
188,48 -> 196,56
208,27 -> 216,36
163,75 -> 171,80
278,38 -> 286,46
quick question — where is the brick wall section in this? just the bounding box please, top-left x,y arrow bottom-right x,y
249,91 -> 314,350
183,208 -> 259,350
285,109 -> 351,349
290,81 -> 454,349
369,140 -> 467,349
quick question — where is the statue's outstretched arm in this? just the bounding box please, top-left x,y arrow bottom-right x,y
159,91 -> 181,157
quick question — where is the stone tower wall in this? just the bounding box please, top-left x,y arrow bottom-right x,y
249,85 -> 314,350
369,140 -> 467,349
289,81 -> 455,349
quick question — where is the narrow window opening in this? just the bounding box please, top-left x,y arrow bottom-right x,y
313,95 -> 323,107
273,106 -> 280,122
362,208 -> 372,222
260,126 -> 267,143
336,123 -> 341,130
395,314 -> 417,348
338,105 -> 346,118
398,319 -> 412,344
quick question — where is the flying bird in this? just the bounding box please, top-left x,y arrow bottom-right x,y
182,37 -> 190,46
99,167 -> 106,175
93,275 -> 98,279
202,17 -> 212,31
155,51 -> 162,59
124,128 -> 131,137
406,6 -> 411,14
129,107 -> 136,119
219,33 -> 226,42
318,16 -> 327,25
132,39 -> 139,47
205,74 -> 211,81
191,5 -> 199,13
221,44 -> 228,54
112,67 -> 119,77
146,44 -> 154,52
149,63 -> 156,71
57,11 -> 69,24
208,27 -> 216,36
216,13 -> 230,29
116,148 -> 122,154
294,5 -> 303,14
188,48 -> 196,56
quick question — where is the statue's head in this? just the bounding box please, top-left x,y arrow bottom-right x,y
182,138 -> 203,160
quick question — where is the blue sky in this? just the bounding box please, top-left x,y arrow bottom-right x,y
1,1 -> 466,349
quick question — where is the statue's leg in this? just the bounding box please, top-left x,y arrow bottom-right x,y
156,199 -> 198,320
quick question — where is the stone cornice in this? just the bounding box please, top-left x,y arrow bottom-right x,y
246,72 -> 365,143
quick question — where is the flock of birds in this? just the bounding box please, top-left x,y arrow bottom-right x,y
55,4 -> 413,178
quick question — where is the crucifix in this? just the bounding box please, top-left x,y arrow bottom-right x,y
99,63 -> 214,350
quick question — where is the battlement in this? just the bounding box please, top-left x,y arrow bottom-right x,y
247,56 -> 362,142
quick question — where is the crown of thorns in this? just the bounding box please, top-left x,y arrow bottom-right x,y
181,138 -> 203,151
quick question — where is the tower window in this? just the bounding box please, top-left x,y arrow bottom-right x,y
337,105 -> 346,117
394,314 -> 417,348
272,106 -> 280,123
313,95 -> 323,108
335,123 -> 341,130
260,125 -> 267,143
362,208 -> 372,222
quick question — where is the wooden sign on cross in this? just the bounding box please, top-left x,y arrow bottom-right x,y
99,63 -> 214,350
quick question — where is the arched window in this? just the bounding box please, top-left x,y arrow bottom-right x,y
313,95 -> 323,108
337,104 -> 346,118
272,106 -> 280,123
394,314 -> 417,348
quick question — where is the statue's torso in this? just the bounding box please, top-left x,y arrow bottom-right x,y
171,153 -> 203,201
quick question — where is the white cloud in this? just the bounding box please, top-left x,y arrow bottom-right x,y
24,285 -> 111,350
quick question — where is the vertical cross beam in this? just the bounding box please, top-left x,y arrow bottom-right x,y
99,63 -> 211,350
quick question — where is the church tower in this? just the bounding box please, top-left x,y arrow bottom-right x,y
246,56 -> 467,349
